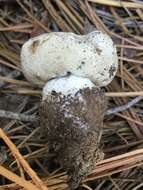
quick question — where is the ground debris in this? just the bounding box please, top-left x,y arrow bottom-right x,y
0,0 -> 143,190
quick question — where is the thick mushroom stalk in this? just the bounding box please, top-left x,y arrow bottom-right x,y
40,75 -> 107,189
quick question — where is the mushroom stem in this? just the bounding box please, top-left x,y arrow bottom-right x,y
40,75 -> 107,189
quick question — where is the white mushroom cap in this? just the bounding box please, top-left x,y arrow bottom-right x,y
42,75 -> 95,100
21,31 -> 118,87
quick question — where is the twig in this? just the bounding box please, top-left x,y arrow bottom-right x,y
0,165 -> 40,190
116,113 -> 143,126
132,182 -> 143,190
1,96 -> 142,122
0,70 -> 21,88
0,75 -> 31,86
88,0 -> 143,8
106,96 -> 143,115
105,91 -> 143,97
0,109 -> 38,122
0,0 -> 16,2
0,128 -> 48,190
16,0 -> 50,32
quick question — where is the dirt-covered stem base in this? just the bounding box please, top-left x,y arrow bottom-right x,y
40,88 -> 107,189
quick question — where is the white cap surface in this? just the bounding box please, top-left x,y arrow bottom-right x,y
42,75 -> 95,100
21,31 -> 118,87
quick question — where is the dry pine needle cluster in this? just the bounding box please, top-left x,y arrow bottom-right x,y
0,0 -> 143,190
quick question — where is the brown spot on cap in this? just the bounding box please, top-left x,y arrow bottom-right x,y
109,66 -> 116,78
96,47 -> 102,55
100,72 -> 104,76
30,40 -> 39,54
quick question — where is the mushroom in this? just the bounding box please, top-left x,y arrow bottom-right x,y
21,31 -> 118,87
21,31 -> 118,189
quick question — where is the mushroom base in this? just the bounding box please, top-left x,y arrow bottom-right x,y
40,87 -> 107,189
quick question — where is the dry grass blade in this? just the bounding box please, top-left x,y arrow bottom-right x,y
106,91 -> 143,97
0,59 -> 20,70
3,89 -> 143,98
88,0 -> 143,8
16,0 -> 50,33
106,96 -> 143,115
55,0 -> 84,33
1,147 -> 143,189
87,148 -> 143,180
0,109 -> 38,122
0,165 -> 40,190
0,24 -> 33,32
1,89 -> 41,96
0,76 -> 31,86
0,129 -> 48,190
42,0 -> 73,32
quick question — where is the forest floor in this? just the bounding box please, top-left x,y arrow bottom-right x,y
0,0 -> 143,190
